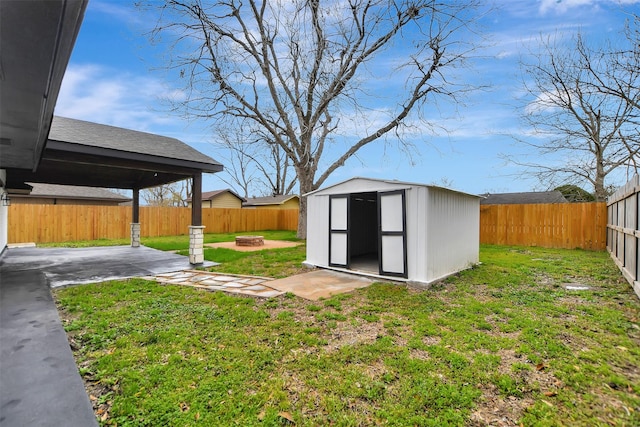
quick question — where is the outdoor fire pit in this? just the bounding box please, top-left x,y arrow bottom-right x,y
235,235 -> 264,247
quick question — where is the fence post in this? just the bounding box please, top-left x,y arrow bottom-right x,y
607,174 -> 640,299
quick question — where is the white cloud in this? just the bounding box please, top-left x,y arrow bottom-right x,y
91,1 -> 145,26
524,89 -> 562,115
539,0 -> 640,14
55,64 -> 184,132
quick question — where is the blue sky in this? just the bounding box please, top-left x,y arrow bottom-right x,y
54,0 -> 640,196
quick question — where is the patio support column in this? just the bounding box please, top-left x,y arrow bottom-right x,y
189,173 -> 204,265
131,188 -> 140,248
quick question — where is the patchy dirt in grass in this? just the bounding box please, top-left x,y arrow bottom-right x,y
469,349 -> 563,426
262,286 -> 570,427
326,319 -> 383,351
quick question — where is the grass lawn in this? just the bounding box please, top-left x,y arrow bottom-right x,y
38,230 -> 302,251
39,230 -> 307,279
54,245 -> 640,426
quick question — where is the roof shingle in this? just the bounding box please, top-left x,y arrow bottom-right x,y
480,191 -> 568,205
49,116 -> 220,166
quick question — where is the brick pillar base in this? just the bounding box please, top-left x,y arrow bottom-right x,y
189,225 -> 206,265
131,223 -> 141,247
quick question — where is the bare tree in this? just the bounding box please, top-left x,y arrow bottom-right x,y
590,14 -> 639,111
143,0 -> 481,237
514,29 -> 639,201
215,129 -> 259,199
216,126 -> 297,198
141,178 -> 192,206
257,136 -> 298,197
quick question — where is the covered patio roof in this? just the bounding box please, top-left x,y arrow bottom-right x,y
6,116 -> 223,190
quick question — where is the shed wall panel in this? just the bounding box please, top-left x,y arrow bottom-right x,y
425,188 -> 480,282
405,186 -> 428,281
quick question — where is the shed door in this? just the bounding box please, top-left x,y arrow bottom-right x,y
378,190 -> 407,278
329,194 -> 349,268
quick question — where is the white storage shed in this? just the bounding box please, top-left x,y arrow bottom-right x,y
304,177 -> 480,286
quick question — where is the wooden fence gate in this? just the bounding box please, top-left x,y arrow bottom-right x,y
607,175 -> 640,299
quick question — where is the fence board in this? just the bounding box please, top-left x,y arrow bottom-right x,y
607,175 -> 640,299
8,205 -> 298,244
480,202 -> 606,250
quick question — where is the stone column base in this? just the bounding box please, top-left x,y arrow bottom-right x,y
130,223 -> 141,248
189,225 -> 206,265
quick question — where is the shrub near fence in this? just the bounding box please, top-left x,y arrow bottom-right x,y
607,175 -> 640,299
8,205 -> 298,244
480,202 -> 607,250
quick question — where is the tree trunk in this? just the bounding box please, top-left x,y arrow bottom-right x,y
297,194 -> 308,239
296,171 -> 316,239
594,157 -> 607,201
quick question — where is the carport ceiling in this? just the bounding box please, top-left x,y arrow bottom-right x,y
5,117 -> 223,190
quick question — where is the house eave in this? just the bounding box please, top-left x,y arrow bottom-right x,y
46,140 -> 223,173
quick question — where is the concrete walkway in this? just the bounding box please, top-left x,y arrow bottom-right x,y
268,269 -> 375,300
149,270 -> 285,298
150,269 -> 375,301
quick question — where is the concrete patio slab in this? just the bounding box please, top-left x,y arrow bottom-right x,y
0,245 -> 217,288
267,269 -> 375,300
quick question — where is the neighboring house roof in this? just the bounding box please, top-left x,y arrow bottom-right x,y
243,194 -> 299,207
187,189 -> 245,202
480,191 -> 568,205
11,183 -> 131,202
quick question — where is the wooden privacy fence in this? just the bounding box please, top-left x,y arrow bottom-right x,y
8,205 -> 298,244
607,175 -> 640,298
480,202 -> 607,250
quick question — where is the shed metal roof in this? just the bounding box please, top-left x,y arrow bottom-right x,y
304,177 -> 480,199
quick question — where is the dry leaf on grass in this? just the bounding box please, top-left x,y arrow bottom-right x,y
278,411 -> 295,424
